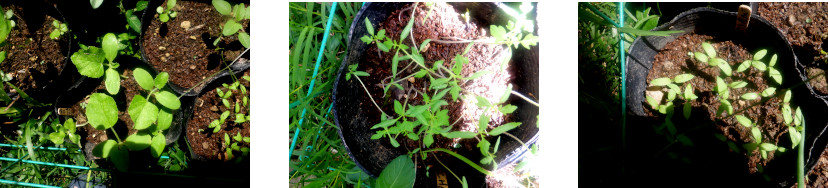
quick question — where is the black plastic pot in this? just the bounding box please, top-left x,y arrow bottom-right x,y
333,2 -> 538,187
626,7 -> 828,187
139,0 -> 249,97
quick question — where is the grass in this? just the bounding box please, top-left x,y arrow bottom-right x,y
288,2 -> 369,187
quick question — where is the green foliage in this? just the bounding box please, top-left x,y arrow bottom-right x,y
71,33 -> 126,95
376,155 -> 416,188
49,20 -> 68,40
156,0 -> 177,23
214,0 -> 250,48
208,79 -> 249,133
86,93 -> 118,130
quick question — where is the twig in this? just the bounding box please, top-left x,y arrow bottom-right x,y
354,75 -> 387,116
511,90 -> 539,107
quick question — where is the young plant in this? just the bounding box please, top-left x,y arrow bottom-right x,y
122,0 -> 149,34
0,6 -> 16,65
155,0 -> 177,23
207,76 -> 250,133
213,0 -> 250,48
222,131 -> 250,162
71,33 -> 127,95
47,118 -> 81,148
49,20 -> 68,40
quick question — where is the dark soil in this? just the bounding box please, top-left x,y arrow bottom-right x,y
186,70 -> 249,161
758,3 -> 828,96
355,3 -> 513,187
0,3 -> 69,98
648,33 -> 789,173
142,0 -> 248,90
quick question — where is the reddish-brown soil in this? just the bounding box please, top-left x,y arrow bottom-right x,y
648,33 -> 790,173
0,4 -> 68,96
186,70 -> 249,161
142,0 -> 248,90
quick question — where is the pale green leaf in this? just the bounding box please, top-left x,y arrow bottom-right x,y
754,49 -> 767,60
650,77 -> 672,86
729,81 -> 748,88
702,42 -> 716,58
155,72 -> 169,89
71,47 -> 105,78
736,60 -> 751,72
694,52 -> 708,63
151,134 -> 165,158
762,87 -> 776,97
735,115 -> 752,127
102,33 -> 119,63
673,74 -> 694,83
132,67 -> 155,90
783,104 -> 792,125
155,90 -> 181,110
128,95 -> 158,130
86,93 -> 118,130
741,93 -> 759,100
213,0 -> 232,15
752,127 -> 762,143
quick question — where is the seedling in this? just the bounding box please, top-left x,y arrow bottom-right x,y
47,118 -> 81,147
212,0 -> 250,48
207,77 -> 250,133
222,131 -> 250,162
0,7 -> 15,65
156,0 -> 177,23
49,20 -> 68,40
71,33 -> 127,95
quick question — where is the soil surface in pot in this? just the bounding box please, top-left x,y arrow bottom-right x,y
353,3 -> 519,187
142,0 -> 248,89
186,70 -> 249,161
0,4 -> 69,97
758,3 -> 828,95
647,33 -> 790,173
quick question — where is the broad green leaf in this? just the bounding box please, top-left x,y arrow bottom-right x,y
489,122 -> 521,136
702,42 -> 716,58
376,155 -> 416,188
735,115 -> 752,127
92,140 -> 118,158
124,133 -> 152,151
684,84 -> 698,100
769,54 -> 777,67
157,107 -> 173,131
769,67 -> 782,85
167,0 -> 177,10
155,90 -> 181,110
741,93 -> 759,100
105,68 -> 120,95
760,143 -> 777,151
721,99 -> 733,115
683,102 -> 691,119
110,143 -> 129,172
102,33 -> 119,63
389,137 -> 400,147
673,74 -> 694,83
783,104 -> 792,125
784,90 -> 792,103
762,87 -> 776,97
71,47 -> 105,78
64,118 -> 75,133
709,58 -> 725,67
752,127 -> 762,143
133,68 -> 155,90
222,20 -> 242,36
729,81 -> 748,88
718,61 -> 732,76
650,77 -> 672,86
694,52 -> 708,63
394,100 -> 403,115
128,15 -> 141,33
736,60 -> 751,72
151,134 -> 165,158
490,25 -> 506,41
213,0 -> 232,15
475,96 -> 491,108
424,133 -> 434,147
752,60 -> 767,72
376,42 -> 389,52
238,32 -> 250,48
87,93 -> 118,130
155,72 -> 169,89
128,95 -> 158,130
159,13 -> 169,22
442,131 -> 476,139
754,49 -> 767,60
49,132 -> 65,145
371,119 -> 397,129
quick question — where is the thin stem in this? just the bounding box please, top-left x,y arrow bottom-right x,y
109,127 -> 122,143
409,3 -> 419,52
426,148 -> 494,176
354,75 -> 387,116
430,37 -> 496,44
433,152 -> 462,184
511,90 -> 539,107
502,132 -> 526,148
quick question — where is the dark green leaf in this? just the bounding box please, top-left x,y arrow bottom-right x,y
442,131 -> 476,139
376,155 -> 416,188
683,102 -> 691,119
151,134 -> 165,158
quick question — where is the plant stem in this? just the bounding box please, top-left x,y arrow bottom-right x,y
354,75 -> 386,115
511,90 -> 539,107
109,127 -> 122,143
433,152 -> 462,184
426,148 -> 493,176
502,132 -> 526,148
798,117 -> 805,188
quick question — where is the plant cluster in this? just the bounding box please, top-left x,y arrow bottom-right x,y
212,0 -> 250,48
205,77 -> 250,133
70,33 -> 126,95
156,0 -> 177,23
0,6 -> 15,65
49,20 -> 68,40
222,131 -> 250,162
47,118 -> 81,147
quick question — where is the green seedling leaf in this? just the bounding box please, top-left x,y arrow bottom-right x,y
752,127 -> 762,143
110,143 -> 130,172
49,132 -> 65,145
684,84 -> 698,100
92,140 -> 118,158
376,42 -> 389,52
105,68 -> 120,95
167,0 -> 177,10
157,108 -> 173,131
717,60 -> 732,76
666,84 -> 681,94
133,68 -> 155,90
694,52 -> 708,63
741,93 -> 759,100
221,111 -> 230,122
389,137 -> 400,147
678,135 -> 694,146
784,90 -> 792,103
479,115 -> 489,133
159,13 -> 169,22
155,90 -> 181,110
736,60 -> 751,72
151,134 -> 165,158
376,155 -> 416,188
769,54 -> 777,67
760,143 -> 778,151
729,81 -> 748,88
442,131 -> 476,139
238,32 -> 250,48
475,95 -> 491,108
716,76 -> 727,95
90,0 -> 104,9
664,119 -> 676,135
71,46 -> 105,78
489,122 -> 521,136
360,35 -> 372,44
102,33 -> 119,63
394,100 -> 403,115
376,29 -> 386,40
213,0 -> 232,15
789,126 -> 801,148
124,133 -> 152,151
128,95 -> 158,130
64,118 -> 75,133
719,99 -> 733,115
667,88 -> 677,102
795,107 -> 803,126
752,60 -> 767,72
754,49 -> 767,60
646,95 -> 659,109
783,104 -> 792,125
465,71 -> 491,80
683,102 -> 691,119
372,119 -> 397,129
87,93 -> 118,130
155,72 -> 169,89
769,67 -> 782,85
673,74 -> 694,83
735,115 -> 752,127
490,25 -> 506,41
424,133 -> 434,147
500,104 -> 518,114
222,20 -> 242,36
650,77 -> 672,86
371,133 -> 383,140
702,42 -> 716,58
400,15 -> 415,41
500,84 -> 513,103
762,87 -> 776,97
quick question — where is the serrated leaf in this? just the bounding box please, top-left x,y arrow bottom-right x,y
650,77 -> 672,86
155,90 -> 181,110
389,137 -> 400,147
151,134 -> 165,158
400,15 -> 414,41
490,122 -> 521,136
49,132 -> 65,145
133,68 -> 155,90
754,49 -> 767,60
442,131 -> 477,139
673,74 -> 694,83
490,25 -> 506,41
694,52 -> 708,63
371,133 -> 384,140
741,93 -> 759,100
702,42 -> 716,58
124,133 -> 152,151
735,115 -> 752,127
500,104 -> 518,114
475,96 -> 491,108
87,93 -> 118,130
71,46 -> 106,78
762,87 -> 776,97
729,81 -> 748,88
736,60 -> 751,72
424,133 -> 434,147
